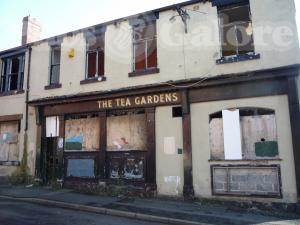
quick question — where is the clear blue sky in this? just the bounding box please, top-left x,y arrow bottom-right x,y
0,0 -> 300,51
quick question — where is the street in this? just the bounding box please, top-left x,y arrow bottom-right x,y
0,199 -> 165,225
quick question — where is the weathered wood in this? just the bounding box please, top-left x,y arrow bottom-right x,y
181,90 -> 194,199
99,112 -> 107,179
0,114 -> 23,122
145,107 -> 156,191
57,115 -> 65,179
189,79 -> 288,104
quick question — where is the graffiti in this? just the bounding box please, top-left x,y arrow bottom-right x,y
108,153 -> 145,180
65,135 -> 84,150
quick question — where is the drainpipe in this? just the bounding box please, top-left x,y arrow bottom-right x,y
25,47 -> 32,132
22,46 -> 32,174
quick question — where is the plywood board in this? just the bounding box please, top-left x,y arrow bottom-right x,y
107,114 -> 147,151
0,121 -> 19,161
65,117 -> 100,151
209,118 -> 224,159
240,115 -> 277,159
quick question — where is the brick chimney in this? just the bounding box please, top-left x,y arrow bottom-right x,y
22,16 -> 41,45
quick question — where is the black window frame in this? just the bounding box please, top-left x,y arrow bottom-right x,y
0,55 -> 25,93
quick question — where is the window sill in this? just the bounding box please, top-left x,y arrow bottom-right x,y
209,158 -> 282,163
80,76 -> 107,85
0,90 -> 25,97
216,53 -> 260,65
128,68 -> 160,77
44,83 -> 62,90
0,161 -> 20,166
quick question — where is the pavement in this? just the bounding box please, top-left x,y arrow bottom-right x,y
0,185 -> 300,225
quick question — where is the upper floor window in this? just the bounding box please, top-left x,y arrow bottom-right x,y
216,1 -> 259,64
132,22 -> 157,72
49,45 -> 61,85
86,34 -> 105,79
0,55 -> 25,93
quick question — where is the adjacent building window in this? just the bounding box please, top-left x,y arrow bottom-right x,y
0,121 -> 20,162
218,1 -> 254,57
0,55 -> 25,93
86,35 -> 105,79
209,108 -> 278,160
49,46 -> 61,85
132,22 -> 157,72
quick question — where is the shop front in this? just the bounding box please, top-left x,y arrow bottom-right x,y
36,91 -> 181,193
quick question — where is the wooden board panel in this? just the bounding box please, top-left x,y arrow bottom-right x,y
107,114 -> 147,151
65,117 -> 100,151
241,115 -> 277,159
0,121 -> 19,161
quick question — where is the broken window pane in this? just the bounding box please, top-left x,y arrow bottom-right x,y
86,35 -> 105,78
133,22 -> 157,71
147,39 -> 157,68
221,24 -> 238,56
236,22 -> 254,55
9,74 -> 18,91
0,56 -> 24,92
87,52 -> 97,78
218,2 -> 254,57
134,42 -> 146,70
97,50 -> 105,76
11,58 -> 19,74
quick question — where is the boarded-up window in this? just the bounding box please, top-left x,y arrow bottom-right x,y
218,1 -> 254,57
107,113 -> 147,151
212,165 -> 281,197
133,23 -> 157,71
65,116 -> 100,151
210,108 -> 278,160
0,121 -> 19,161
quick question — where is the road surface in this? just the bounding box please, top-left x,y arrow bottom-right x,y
0,199 -> 166,225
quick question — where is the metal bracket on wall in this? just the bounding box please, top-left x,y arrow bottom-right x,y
170,6 -> 190,33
